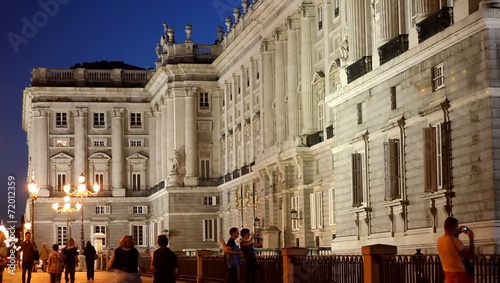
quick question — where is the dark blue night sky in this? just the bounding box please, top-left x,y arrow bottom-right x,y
0,0 -> 238,223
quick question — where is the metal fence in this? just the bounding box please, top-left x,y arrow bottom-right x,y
177,256 -> 197,282
291,255 -> 364,283
200,255 -> 227,282
379,255 -> 500,283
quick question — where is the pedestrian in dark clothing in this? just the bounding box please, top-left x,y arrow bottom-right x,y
109,235 -> 142,283
62,238 -> 79,283
220,227 -> 242,283
240,228 -> 262,283
83,241 -> 97,280
150,235 -> 177,283
20,231 -> 37,283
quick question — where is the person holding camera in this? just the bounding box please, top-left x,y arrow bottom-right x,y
437,217 -> 475,283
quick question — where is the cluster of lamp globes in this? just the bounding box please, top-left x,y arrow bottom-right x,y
52,174 -> 100,212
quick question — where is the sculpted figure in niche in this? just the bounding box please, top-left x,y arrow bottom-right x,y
169,150 -> 180,173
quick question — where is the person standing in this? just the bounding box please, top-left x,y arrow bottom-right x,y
20,231 -> 37,283
47,244 -> 64,283
62,238 -> 79,283
437,217 -> 475,283
150,235 -> 177,283
83,241 -> 97,280
220,227 -> 242,283
40,243 -> 50,272
0,232 -> 8,283
240,229 -> 261,283
109,235 -> 142,283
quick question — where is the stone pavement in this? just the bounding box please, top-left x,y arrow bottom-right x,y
1,270 -> 154,283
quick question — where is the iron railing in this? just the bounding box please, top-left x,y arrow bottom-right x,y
256,255 -> 283,283
378,34 -> 409,65
200,255 -> 227,282
291,255 -> 364,283
417,7 -> 453,43
346,56 -> 372,83
177,256 -> 197,282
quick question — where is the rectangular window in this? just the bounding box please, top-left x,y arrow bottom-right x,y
129,139 -> 143,147
95,206 -> 111,215
55,113 -> 68,128
57,173 -> 66,193
357,103 -> 364,125
93,112 -> 105,128
132,173 -> 141,191
317,5 -> 323,30
390,86 -> 397,110
201,160 -> 210,180
132,205 -> 148,214
318,92 -> 325,131
199,92 -> 210,109
93,139 -> 106,147
94,225 -> 107,246
237,76 -> 241,94
256,60 -> 260,80
95,173 -> 104,190
423,122 -> 450,192
291,196 -> 299,231
246,68 -> 250,87
351,152 -> 366,207
55,139 -> 69,147
329,188 -> 335,226
333,0 -> 340,18
203,219 -> 215,241
56,226 -> 67,246
132,225 -> 146,246
432,63 -> 445,91
130,113 -> 142,128
384,139 -> 401,201
310,192 -> 324,229
203,196 -> 217,206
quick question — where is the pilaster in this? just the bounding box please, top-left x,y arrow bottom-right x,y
185,87 -> 198,186
73,107 -> 87,185
148,109 -> 157,188
378,0 -> 400,45
262,40 -> 275,148
161,98 -> 169,180
299,4 -> 315,134
33,107 -> 50,196
346,0 -> 367,61
274,29 -> 286,143
111,107 -> 125,196
414,0 -> 440,23
286,17 -> 300,139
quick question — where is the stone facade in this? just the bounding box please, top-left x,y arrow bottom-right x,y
23,0 -> 500,254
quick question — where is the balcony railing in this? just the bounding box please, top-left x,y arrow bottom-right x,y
198,178 -> 222,187
378,34 -> 409,65
232,169 -> 240,179
291,255 -> 364,283
241,164 -> 250,176
326,125 -> 334,139
224,173 -> 231,183
177,256 -> 197,282
306,131 -> 324,147
417,7 -> 453,43
346,56 -> 372,83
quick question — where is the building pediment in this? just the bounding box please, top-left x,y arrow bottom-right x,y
88,152 -> 111,161
50,152 -> 73,161
125,153 -> 149,161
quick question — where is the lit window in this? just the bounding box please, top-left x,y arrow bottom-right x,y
95,206 -> 111,215
94,225 -> 107,246
132,225 -> 146,246
56,139 -> 68,147
202,219 -> 216,241
203,196 -> 217,206
56,226 -> 67,246
433,63 -> 445,91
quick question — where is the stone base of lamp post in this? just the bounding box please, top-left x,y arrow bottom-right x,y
167,172 -> 181,187
261,226 -> 280,249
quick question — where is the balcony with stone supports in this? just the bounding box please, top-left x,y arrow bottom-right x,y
31,64 -> 154,88
378,34 -> 409,65
417,7 -> 454,43
346,56 -> 373,84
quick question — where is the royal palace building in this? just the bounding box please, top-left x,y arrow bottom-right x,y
23,0 -> 500,254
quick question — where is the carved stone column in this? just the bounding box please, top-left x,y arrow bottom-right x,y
286,17 -> 300,139
155,105 -> 162,183
414,0 -> 440,22
160,99 -> 169,180
148,109 -> 157,187
274,29 -> 286,143
346,0 -> 367,61
33,107 -> 50,195
185,88 -> 198,186
261,41 -> 275,147
299,4 -> 315,134
73,108 -> 87,185
111,108 -> 125,196
379,0 -> 399,45
166,93 -> 174,177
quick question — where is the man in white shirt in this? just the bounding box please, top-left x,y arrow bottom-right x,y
436,217 -> 475,283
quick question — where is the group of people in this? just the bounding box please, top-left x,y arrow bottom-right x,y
220,227 -> 262,283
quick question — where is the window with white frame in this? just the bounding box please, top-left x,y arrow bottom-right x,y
291,196 -> 299,231
132,225 -> 146,246
384,139 -> 402,201
56,226 -> 67,246
357,102 -> 364,125
56,173 -> 66,192
329,188 -> 335,226
132,173 -> 141,191
93,112 -> 105,128
423,122 -> 450,193
203,196 -> 217,206
199,92 -> 210,109
95,205 -> 111,215
55,112 -> 68,128
351,152 -> 367,207
131,205 -> 148,214
200,160 -> 210,180
310,192 -> 324,229
130,112 -> 142,128
129,139 -> 143,147
93,139 -> 106,147
55,139 -> 69,147
317,5 -> 323,30
95,173 -> 104,190
318,92 -> 325,132
432,63 -> 445,91
94,225 -> 107,246
202,219 -> 216,241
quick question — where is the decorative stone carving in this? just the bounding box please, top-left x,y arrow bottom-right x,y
260,40 -> 268,52
168,150 -> 180,173
244,124 -> 251,138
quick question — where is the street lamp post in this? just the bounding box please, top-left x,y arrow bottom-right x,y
63,173 -> 99,253
28,179 -> 39,241
52,195 -> 81,238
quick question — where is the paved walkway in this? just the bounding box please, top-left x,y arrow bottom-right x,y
2,270 -> 154,283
